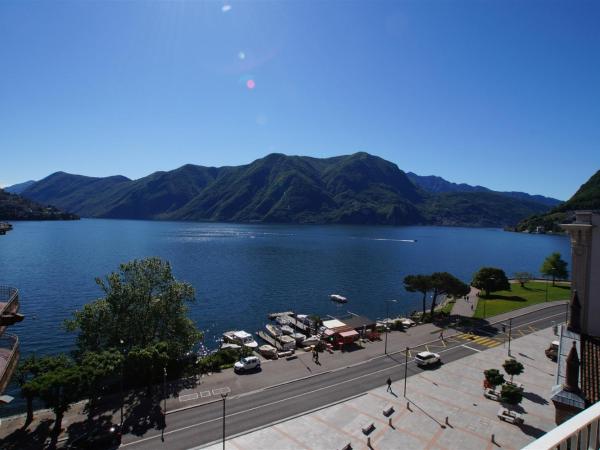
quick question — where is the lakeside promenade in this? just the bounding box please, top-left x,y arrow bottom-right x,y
0,300 -> 566,449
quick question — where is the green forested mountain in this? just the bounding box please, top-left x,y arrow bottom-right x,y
0,188 -> 78,221
20,152 -> 552,227
516,169 -> 600,232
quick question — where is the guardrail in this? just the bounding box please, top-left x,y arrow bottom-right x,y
522,400 -> 600,450
0,333 -> 20,394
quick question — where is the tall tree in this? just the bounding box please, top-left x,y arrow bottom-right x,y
483,368 -> 505,391
79,350 -> 123,415
540,252 -> 569,286
500,383 -> 523,408
503,358 -> 524,383
471,267 -> 510,297
65,257 -> 202,360
429,272 -> 470,319
403,275 -> 433,320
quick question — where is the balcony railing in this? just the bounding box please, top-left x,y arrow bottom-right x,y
0,333 -> 19,394
0,286 -> 20,335
522,400 -> 600,450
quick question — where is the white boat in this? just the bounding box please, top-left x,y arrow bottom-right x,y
277,334 -> 297,351
258,344 -> 278,359
265,324 -> 283,338
291,332 -> 306,343
281,325 -> 294,335
223,330 -> 259,349
301,335 -> 321,347
330,294 -> 348,303
275,315 -> 292,326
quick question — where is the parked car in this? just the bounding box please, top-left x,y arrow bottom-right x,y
497,407 -> 524,425
483,388 -> 501,401
68,423 -> 122,449
545,340 -> 559,362
414,351 -> 441,367
234,356 -> 261,373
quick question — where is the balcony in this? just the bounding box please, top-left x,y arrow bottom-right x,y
0,333 -> 19,394
0,286 -> 22,335
522,400 -> 600,450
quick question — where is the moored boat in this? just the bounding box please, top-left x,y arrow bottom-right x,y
258,344 -> 278,359
301,335 -> 321,347
276,334 -> 297,351
265,323 -> 283,338
330,294 -> 348,303
291,332 -> 306,343
281,325 -> 294,335
223,330 -> 259,349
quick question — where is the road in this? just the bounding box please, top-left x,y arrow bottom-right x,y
120,304 -> 565,450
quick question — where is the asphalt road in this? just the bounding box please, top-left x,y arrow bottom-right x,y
120,304 -> 565,450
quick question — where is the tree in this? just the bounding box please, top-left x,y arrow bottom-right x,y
500,383 -> 523,407
22,355 -> 82,439
79,350 -> 123,414
483,368 -> 505,391
127,342 -> 170,395
429,272 -> 470,319
471,267 -> 510,297
503,358 -> 524,382
513,272 -> 533,288
65,257 -> 202,362
540,252 -> 569,286
404,275 -> 433,320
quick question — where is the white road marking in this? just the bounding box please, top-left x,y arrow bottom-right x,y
199,390 -> 211,398
462,344 -> 482,353
179,393 -> 199,402
212,387 -> 231,396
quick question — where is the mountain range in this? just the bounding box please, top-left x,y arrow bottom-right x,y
0,188 -> 78,221
14,152 -> 556,227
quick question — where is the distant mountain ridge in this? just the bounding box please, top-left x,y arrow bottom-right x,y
19,152 -> 552,227
0,188 -> 78,221
406,172 -> 561,207
516,169 -> 600,232
4,180 -> 36,194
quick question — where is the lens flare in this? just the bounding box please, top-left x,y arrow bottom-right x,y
246,79 -> 256,89
222,5 -> 231,12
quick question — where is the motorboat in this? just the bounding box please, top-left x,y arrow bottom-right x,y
330,294 -> 348,303
301,335 -> 321,347
291,332 -> 306,343
265,323 -> 283,338
258,344 -> 278,359
281,325 -> 294,335
275,315 -> 292,326
222,330 -> 259,349
276,334 -> 297,351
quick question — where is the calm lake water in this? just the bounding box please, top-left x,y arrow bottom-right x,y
0,219 -> 570,414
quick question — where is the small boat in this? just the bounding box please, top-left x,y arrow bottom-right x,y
275,315 -> 292,326
265,324 -> 283,338
301,335 -> 321,347
281,325 -> 294,335
291,332 -> 306,343
330,294 -> 348,303
277,334 -> 297,351
258,344 -> 278,359
223,330 -> 259,349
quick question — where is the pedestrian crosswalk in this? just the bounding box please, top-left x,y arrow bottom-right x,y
452,333 -> 502,348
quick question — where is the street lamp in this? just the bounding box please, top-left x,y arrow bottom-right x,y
119,339 -> 125,427
507,318 -> 513,356
163,366 -> 167,416
221,393 -> 228,450
403,346 -> 409,397
384,300 -> 398,355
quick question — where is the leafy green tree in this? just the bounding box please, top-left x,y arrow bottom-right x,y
503,358 -> 524,382
483,368 -> 505,391
404,274 -> 433,321
15,355 -> 41,425
65,257 -> 202,361
513,272 -> 533,288
540,252 -> 569,286
471,267 -> 510,297
79,350 -> 123,413
500,383 -> 523,406
126,341 -> 170,395
23,355 -> 82,438
429,272 -> 470,319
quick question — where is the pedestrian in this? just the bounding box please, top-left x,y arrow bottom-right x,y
315,349 -> 319,363
471,304 -> 474,311
439,330 -> 444,341
386,376 -> 392,392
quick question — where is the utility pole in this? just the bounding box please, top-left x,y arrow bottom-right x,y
507,318 -> 512,356
384,300 -> 397,355
403,346 -> 409,397
163,367 -> 167,416
221,393 -> 228,450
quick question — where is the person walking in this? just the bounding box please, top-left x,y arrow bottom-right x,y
439,330 -> 444,341
386,376 -> 392,392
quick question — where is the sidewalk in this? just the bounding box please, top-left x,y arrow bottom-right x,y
0,300 -> 566,446
450,286 -> 480,317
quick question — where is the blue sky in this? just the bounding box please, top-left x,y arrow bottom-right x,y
1,1 -> 599,200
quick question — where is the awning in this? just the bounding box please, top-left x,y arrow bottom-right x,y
339,330 -> 359,339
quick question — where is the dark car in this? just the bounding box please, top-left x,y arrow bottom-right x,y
68,423 -> 122,449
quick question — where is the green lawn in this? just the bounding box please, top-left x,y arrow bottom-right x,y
473,281 -> 570,318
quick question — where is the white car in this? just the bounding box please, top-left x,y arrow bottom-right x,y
497,407 -> 524,425
414,351 -> 441,367
234,356 -> 261,373
483,388 -> 501,401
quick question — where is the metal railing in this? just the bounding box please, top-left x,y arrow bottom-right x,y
0,285 -> 19,316
522,400 -> 600,450
0,333 -> 20,394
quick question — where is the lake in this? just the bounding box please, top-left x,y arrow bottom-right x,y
0,219 -> 570,414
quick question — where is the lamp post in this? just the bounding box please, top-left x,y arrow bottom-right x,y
384,300 -> 398,355
221,393 -> 228,450
119,339 -> 125,427
546,266 -> 556,302
163,366 -> 167,416
507,318 -> 513,356
403,346 -> 409,397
